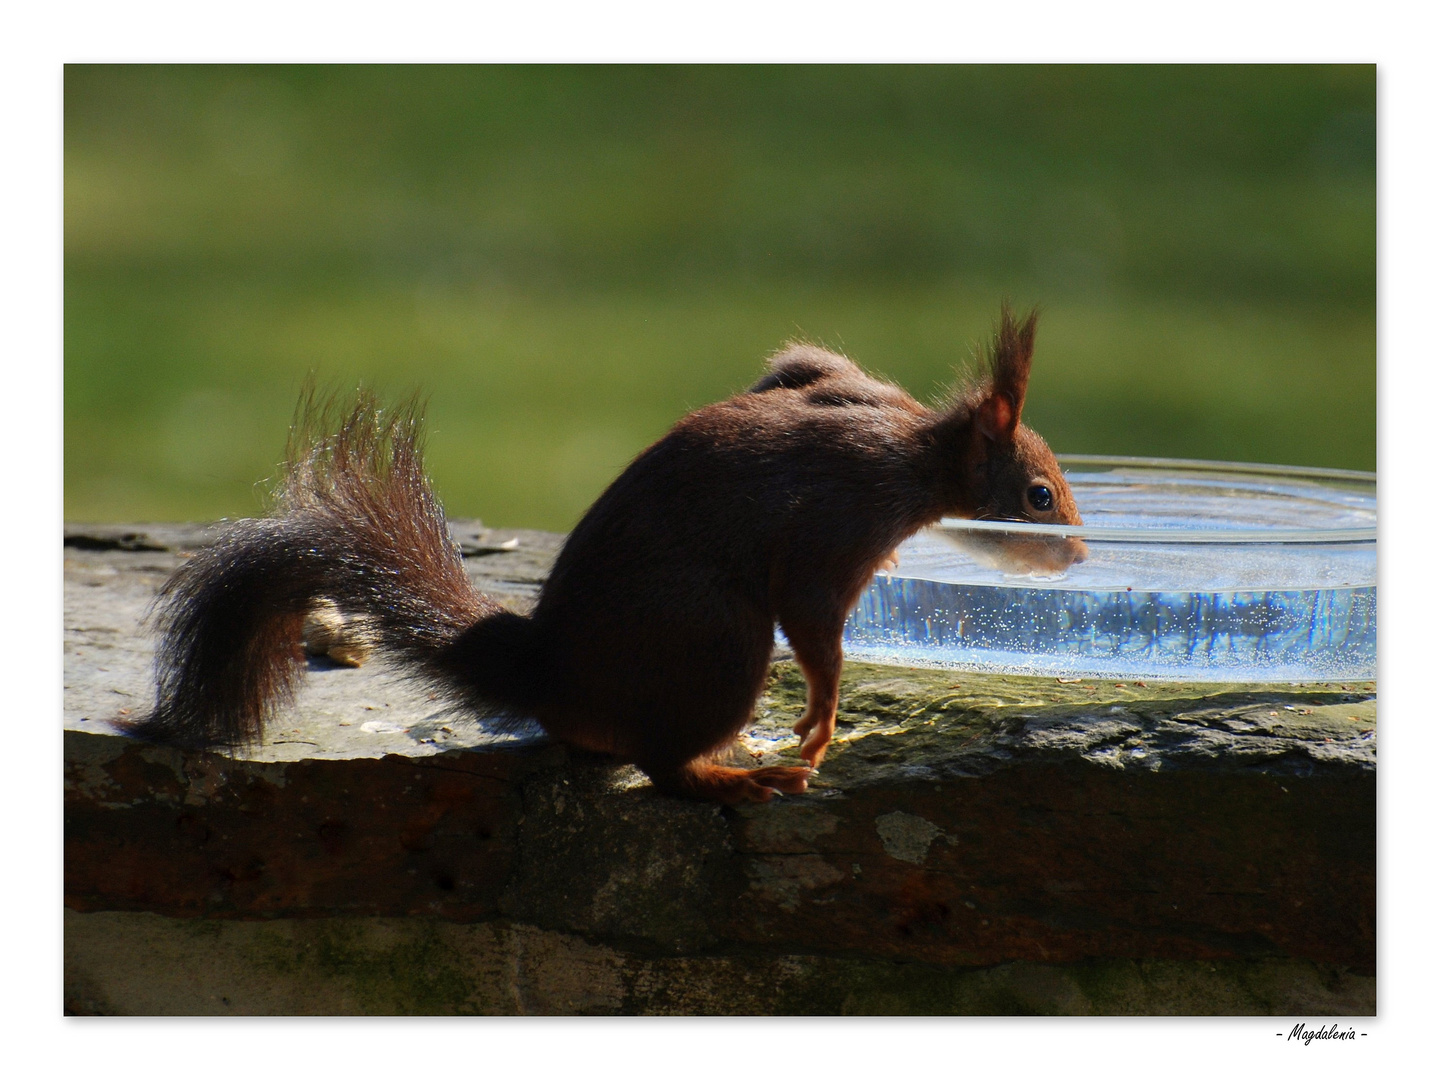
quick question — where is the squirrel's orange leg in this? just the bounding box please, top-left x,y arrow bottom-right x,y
784,627 -> 843,768
652,761 -> 812,804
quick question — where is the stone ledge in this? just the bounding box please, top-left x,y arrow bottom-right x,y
63,522 -> 1377,1014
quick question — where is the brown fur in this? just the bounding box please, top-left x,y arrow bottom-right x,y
130,305 -> 1084,804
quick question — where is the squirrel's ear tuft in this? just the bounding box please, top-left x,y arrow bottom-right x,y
989,302 -> 1038,417
974,302 -> 1037,442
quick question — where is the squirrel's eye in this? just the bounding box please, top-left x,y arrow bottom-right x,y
1027,484 -> 1054,512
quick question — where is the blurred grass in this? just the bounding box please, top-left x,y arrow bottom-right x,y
64,65 -> 1375,530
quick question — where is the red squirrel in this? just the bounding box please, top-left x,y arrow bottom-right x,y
129,304 -> 1085,804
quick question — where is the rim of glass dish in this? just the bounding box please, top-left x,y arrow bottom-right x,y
1057,453 -> 1376,484
932,455 -> 1377,545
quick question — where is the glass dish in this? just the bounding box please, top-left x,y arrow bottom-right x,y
840,456 -> 1376,682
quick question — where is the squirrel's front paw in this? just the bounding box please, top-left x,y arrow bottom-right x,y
795,712 -> 836,768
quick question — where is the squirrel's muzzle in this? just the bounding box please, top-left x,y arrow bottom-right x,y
941,529 -> 1089,577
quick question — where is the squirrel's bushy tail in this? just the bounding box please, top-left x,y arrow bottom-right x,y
129,390 -> 537,749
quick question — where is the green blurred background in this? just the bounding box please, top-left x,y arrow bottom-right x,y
64,65 -> 1375,531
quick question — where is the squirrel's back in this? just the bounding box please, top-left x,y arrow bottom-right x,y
538,342 -> 938,601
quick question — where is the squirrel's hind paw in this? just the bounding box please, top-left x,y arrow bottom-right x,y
655,763 -> 812,804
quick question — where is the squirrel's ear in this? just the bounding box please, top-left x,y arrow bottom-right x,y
974,390 -> 1018,443
981,303 -> 1038,436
